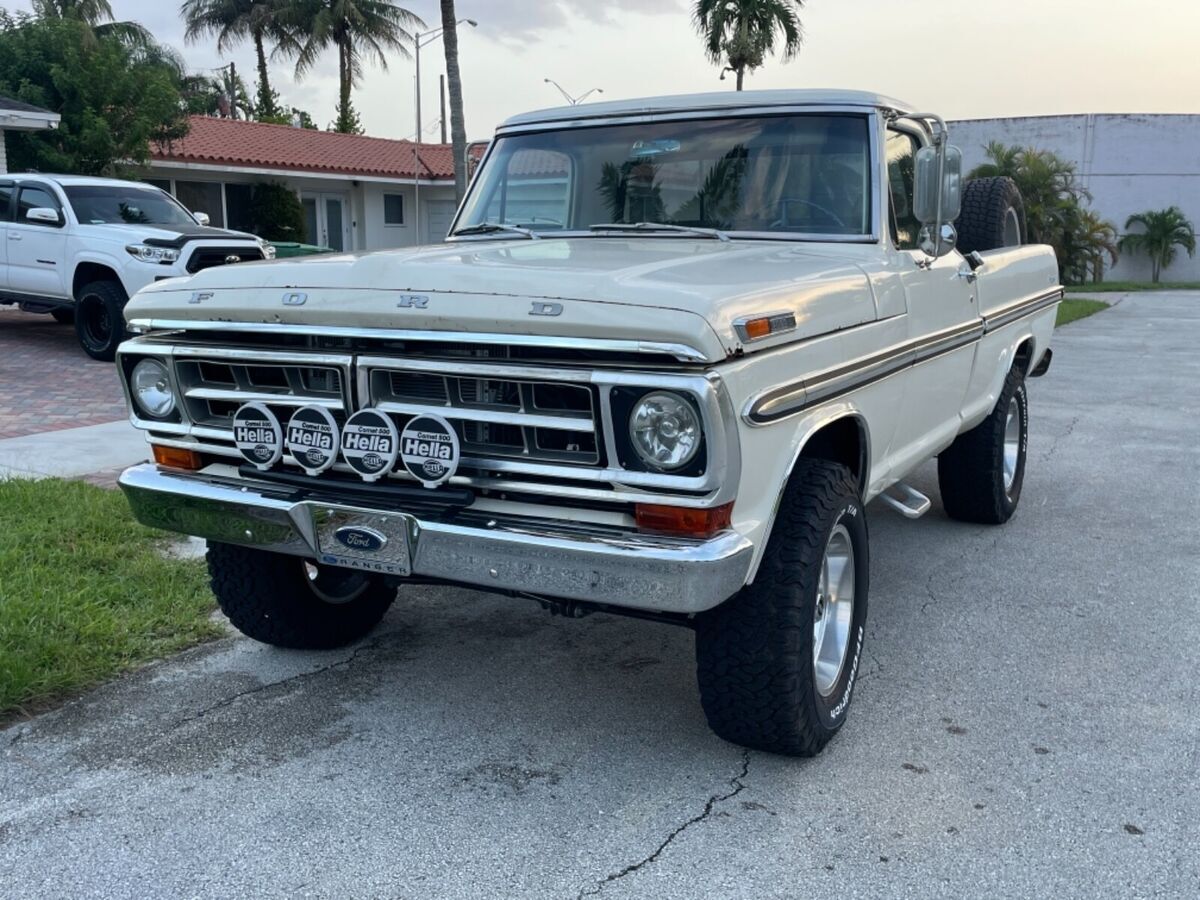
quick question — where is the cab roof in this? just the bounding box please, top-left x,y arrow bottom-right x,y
500,89 -> 916,131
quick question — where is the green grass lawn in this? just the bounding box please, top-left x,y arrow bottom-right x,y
1056,298 -> 1108,327
0,478 -> 220,721
1066,281 -> 1200,293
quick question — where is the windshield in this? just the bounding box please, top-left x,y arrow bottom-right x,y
63,185 -> 199,226
455,114 -> 873,239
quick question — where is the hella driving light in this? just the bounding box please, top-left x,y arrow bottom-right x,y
629,391 -> 701,471
125,244 -> 180,264
131,358 -> 175,418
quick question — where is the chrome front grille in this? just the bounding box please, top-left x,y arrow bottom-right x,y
177,357 -> 346,428
122,340 -> 736,507
366,359 -> 601,466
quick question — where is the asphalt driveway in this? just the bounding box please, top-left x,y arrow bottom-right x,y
3,292 -> 1198,899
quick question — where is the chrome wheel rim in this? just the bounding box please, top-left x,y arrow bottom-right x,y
813,524 -> 855,697
304,561 -> 369,605
1003,396 -> 1021,494
1003,207 -> 1022,246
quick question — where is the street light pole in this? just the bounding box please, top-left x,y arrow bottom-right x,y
544,78 -> 604,106
413,19 -> 477,244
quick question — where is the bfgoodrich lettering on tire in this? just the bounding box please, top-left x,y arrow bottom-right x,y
695,459 -> 869,756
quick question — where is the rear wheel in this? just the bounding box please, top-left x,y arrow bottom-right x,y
207,543 -> 396,649
74,280 -> 127,361
695,460 -> 869,756
938,365 -> 1029,524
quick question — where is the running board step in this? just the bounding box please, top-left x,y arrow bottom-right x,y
879,483 -> 932,519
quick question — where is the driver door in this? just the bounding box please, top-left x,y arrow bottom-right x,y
7,182 -> 69,300
885,129 -> 980,472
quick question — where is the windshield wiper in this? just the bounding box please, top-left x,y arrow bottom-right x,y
588,222 -> 731,242
451,222 -> 541,240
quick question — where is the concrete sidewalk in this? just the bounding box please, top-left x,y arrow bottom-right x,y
0,419 -> 148,481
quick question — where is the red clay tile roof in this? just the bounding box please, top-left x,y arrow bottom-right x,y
152,115 -> 456,180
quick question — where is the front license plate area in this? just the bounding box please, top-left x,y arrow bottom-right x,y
312,508 -> 413,576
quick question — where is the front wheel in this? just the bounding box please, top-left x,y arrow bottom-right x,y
695,460 -> 869,756
207,543 -> 397,649
938,365 -> 1029,524
74,280 -> 128,361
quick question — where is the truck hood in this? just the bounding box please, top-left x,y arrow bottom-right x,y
78,223 -> 260,246
126,238 -> 877,362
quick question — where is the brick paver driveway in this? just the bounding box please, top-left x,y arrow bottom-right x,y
0,308 -> 127,439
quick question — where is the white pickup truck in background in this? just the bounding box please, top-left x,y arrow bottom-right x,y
0,173 -> 272,360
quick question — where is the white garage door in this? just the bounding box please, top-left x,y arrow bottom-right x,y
425,200 -> 458,244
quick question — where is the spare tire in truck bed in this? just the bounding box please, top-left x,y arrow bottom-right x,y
955,176 -> 1026,253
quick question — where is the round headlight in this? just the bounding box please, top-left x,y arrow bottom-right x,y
628,391 -> 701,471
131,358 -> 175,418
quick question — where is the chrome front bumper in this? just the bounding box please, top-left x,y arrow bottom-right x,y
119,464 -> 754,614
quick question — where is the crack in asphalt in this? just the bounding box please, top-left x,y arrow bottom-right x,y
577,751 -> 751,898
167,639 -> 384,732
1040,415 -> 1080,463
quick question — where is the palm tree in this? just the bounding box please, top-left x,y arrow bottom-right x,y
966,141 -> 1022,181
181,0 -> 294,119
1120,206 -> 1197,283
440,0 -> 468,202
32,0 -> 153,49
693,0 -> 804,91
289,0 -> 425,134
1077,210 -> 1119,283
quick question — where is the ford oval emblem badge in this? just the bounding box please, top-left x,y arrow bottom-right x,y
334,526 -> 388,553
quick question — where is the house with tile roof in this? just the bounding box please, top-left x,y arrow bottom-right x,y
146,115 -> 462,251
0,95 -> 61,174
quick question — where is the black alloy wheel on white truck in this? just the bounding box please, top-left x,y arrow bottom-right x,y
74,279 -> 128,362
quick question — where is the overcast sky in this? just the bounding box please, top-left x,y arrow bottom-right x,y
6,0 -> 1198,141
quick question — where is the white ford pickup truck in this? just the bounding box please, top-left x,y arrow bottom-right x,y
115,91 -> 1060,756
0,174 -> 271,360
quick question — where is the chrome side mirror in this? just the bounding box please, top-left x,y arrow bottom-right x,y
913,143 -> 963,257
919,222 -> 958,257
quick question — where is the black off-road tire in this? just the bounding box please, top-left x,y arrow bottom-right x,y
938,365 -> 1029,524
50,307 -> 74,325
955,176 -> 1026,254
74,279 -> 127,361
695,460 -> 869,756
207,543 -> 396,649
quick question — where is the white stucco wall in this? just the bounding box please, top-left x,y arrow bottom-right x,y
949,114 -> 1200,282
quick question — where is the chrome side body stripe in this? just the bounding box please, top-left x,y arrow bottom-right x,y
745,288 -> 1062,425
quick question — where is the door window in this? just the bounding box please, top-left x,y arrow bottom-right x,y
886,131 -> 922,250
324,198 -> 344,251
0,182 -> 12,222
17,185 -> 63,227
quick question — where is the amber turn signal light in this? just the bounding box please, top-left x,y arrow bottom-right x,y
635,501 -> 733,538
152,444 -> 203,471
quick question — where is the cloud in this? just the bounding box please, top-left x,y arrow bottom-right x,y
408,0 -> 686,38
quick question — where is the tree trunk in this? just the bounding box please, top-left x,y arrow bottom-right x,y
736,67 -> 744,91
440,0 -> 469,203
253,33 -> 275,118
335,41 -> 354,133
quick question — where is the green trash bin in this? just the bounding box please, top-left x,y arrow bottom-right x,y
269,242 -> 335,258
